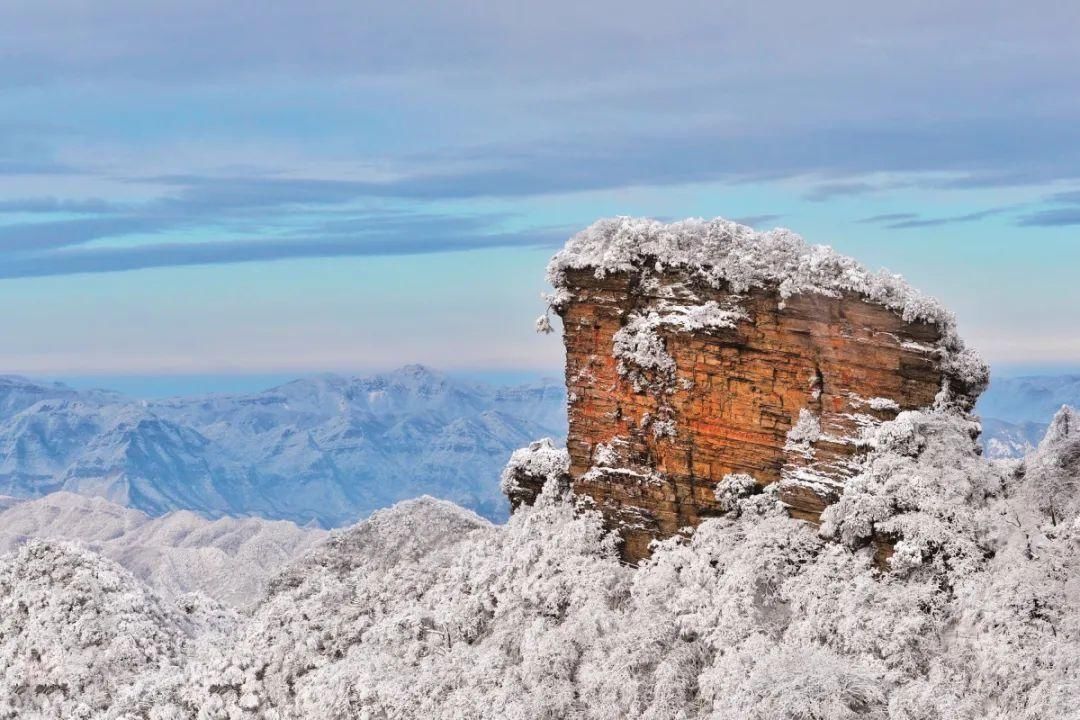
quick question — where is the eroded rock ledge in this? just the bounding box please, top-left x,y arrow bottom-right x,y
525,217 -> 988,561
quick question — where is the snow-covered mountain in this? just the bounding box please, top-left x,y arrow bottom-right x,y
0,366 -> 567,526
0,539 -> 234,718
980,417 -> 1049,460
0,492 -> 325,607
0,367 -> 1070,511
977,375 -> 1080,458
978,374 -> 1080,424
3,406 -> 1079,719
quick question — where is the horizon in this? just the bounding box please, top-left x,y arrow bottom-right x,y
1,1 -> 1080,377
40,366 -> 565,398
13,360 -> 1080,400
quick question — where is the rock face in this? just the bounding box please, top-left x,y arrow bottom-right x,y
537,217 -> 986,561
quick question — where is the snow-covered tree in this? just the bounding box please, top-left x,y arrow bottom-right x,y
2,406 -> 1078,718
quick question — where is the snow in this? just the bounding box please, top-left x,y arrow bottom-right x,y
612,300 -> 746,387
549,217 -> 952,326
0,492 -> 326,607
499,438 -> 570,498
974,375 -> 1080,459
546,217 -> 989,399
592,438 -> 631,468
3,402 -> 1078,717
981,417 -> 1048,459
0,367 -> 569,526
847,395 -> 903,412
1020,405 -> 1080,524
785,408 -> 823,455
0,540 -> 232,719
713,472 -> 759,512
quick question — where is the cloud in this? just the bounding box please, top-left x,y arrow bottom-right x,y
0,0 -> 1077,288
0,228 -> 563,280
803,181 -> 881,202
2,0 -> 1077,93
147,175 -> 384,211
2,2 -> 1080,193
857,213 -> 919,224
856,208 -> 1011,229
0,159 -> 75,174
0,216 -> 178,253
1047,190 -> 1080,204
1016,207 -> 1080,227
1013,188 -> 1080,226
0,176 -> 545,276
731,214 -> 782,228
0,204 -> 567,279
122,114 -> 1080,205
882,208 -> 1008,229
0,197 -> 120,214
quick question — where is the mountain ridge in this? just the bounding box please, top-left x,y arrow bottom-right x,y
0,365 -> 1071,526
0,365 -> 568,526
0,491 -> 325,606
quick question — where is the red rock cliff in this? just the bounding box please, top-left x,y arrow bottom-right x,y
535,217 -> 987,561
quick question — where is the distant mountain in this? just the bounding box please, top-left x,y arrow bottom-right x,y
0,492 -> 324,607
0,365 -> 568,526
977,375 -> 1080,458
977,375 -> 1080,425
3,367 -> 1075,499
980,417 -> 1049,460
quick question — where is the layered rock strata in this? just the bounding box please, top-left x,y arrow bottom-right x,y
533,217 -> 987,561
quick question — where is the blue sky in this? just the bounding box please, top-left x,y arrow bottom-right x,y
1,0 -> 1079,392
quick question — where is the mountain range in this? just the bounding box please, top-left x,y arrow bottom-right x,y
4,403 -> 1078,718
0,491 -> 324,607
976,374 -> 1080,458
0,366 -> 567,526
0,367 -> 1073,531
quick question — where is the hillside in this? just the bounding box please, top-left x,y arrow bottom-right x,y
0,492 -> 325,606
1,406 -> 1077,718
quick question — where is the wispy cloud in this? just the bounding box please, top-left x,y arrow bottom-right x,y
126,116 -> 1080,203
857,212 -> 919,224
0,216 -> 177,253
803,181 -> 881,202
1016,207 -> 1080,227
1047,190 -> 1080,204
1014,188 -> 1080,226
889,209 -> 1007,229
731,214 -> 782,228
0,0 -> 1078,281
0,230 -> 562,280
0,173 -> 559,276
860,208 -> 1008,230
0,206 -> 565,279
0,198 -> 116,213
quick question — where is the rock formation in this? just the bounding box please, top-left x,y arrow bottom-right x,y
501,438 -> 570,512
528,217 -> 988,561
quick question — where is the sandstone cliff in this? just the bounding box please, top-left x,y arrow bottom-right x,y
523,217 -> 988,560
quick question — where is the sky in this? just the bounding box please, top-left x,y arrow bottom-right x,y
1,0 -> 1079,394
